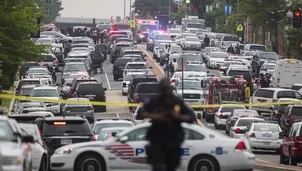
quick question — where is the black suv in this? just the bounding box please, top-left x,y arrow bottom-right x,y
113,57 -> 143,81
40,116 -> 94,155
110,42 -> 133,63
76,82 -> 107,112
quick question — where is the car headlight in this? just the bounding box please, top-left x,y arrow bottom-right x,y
54,148 -> 73,155
2,156 -> 23,165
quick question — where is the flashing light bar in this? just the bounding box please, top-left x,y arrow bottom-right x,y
54,122 -> 66,125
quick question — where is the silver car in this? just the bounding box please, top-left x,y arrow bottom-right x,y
62,98 -> 94,123
182,36 -> 202,50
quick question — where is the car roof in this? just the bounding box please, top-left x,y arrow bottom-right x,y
94,120 -> 134,124
126,61 -> 146,64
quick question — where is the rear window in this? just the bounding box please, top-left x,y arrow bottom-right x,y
228,70 -> 251,81
124,51 -> 143,56
290,107 -> 302,116
249,45 -> 266,51
17,81 -> 40,91
254,89 -> 274,98
277,91 -> 302,99
136,84 -> 160,93
20,87 -> 34,96
77,84 -> 104,95
237,119 -> 262,126
114,58 -> 132,66
254,124 -> 280,132
94,123 -> 133,134
126,63 -> 146,69
42,120 -> 92,136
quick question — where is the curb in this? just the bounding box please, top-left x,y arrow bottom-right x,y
255,164 -> 301,171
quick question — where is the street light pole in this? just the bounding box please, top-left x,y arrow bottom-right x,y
124,0 -> 126,19
130,0 -> 132,19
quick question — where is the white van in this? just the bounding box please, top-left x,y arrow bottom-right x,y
251,88 -> 302,114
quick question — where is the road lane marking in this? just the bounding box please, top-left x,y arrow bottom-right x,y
105,72 -> 111,90
139,46 -> 165,75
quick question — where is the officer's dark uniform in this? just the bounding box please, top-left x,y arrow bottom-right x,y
143,80 -> 196,171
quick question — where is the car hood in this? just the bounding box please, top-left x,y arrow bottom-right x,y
0,142 -> 22,156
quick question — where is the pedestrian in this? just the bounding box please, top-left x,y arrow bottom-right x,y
235,43 -> 241,54
227,44 -> 235,54
203,34 -> 210,47
142,78 -> 196,171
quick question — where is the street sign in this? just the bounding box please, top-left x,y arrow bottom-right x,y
129,20 -> 136,28
236,24 -> 244,32
224,5 -> 232,16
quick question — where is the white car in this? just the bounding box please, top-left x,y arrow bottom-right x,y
230,116 -> 264,138
92,120 -> 134,139
214,105 -> 246,130
19,123 -> 49,171
51,123 -> 256,171
122,72 -> 145,96
123,62 -> 150,78
30,86 -> 62,115
244,121 -> 282,153
19,107 -> 50,114
207,51 -> 228,69
25,67 -> 51,79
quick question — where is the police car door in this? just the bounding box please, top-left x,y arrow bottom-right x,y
108,127 -> 150,171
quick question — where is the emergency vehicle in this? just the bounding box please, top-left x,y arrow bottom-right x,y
202,76 -> 246,122
50,123 -> 256,171
270,59 -> 302,88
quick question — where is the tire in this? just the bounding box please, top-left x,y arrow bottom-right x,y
188,155 -> 220,171
39,155 -> 47,171
74,153 -> 106,171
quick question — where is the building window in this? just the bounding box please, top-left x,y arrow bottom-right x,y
46,0 -> 51,3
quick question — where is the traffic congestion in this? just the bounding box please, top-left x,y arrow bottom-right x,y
1,8 -> 302,171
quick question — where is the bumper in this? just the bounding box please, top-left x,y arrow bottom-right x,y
214,117 -> 227,126
249,139 -> 282,149
221,151 -> 255,171
50,154 -> 76,171
231,132 -> 245,139
2,165 -> 23,171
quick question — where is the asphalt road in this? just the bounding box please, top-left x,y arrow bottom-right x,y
136,44 -> 281,165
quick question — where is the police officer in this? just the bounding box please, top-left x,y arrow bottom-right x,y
203,34 -> 210,47
235,43 -> 241,54
142,78 -> 196,171
227,44 -> 235,54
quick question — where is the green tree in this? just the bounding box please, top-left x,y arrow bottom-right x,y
0,0 -> 45,89
38,0 -> 63,23
171,5 -> 186,24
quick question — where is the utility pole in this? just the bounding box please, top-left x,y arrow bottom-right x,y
124,0 -> 126,19
168,0 -> 171,22
130,0 -> 132,19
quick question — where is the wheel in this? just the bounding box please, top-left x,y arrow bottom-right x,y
188,155 -> 220,171
74,153 -> 105,171
39,155 -> 47,171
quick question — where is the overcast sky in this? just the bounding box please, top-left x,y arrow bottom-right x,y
60,0 -> 133,19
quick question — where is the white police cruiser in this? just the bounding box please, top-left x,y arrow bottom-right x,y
50,123 -> 255,171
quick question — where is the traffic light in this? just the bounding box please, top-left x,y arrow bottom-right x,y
293,10 -> 301,28
173,4 -> 178,13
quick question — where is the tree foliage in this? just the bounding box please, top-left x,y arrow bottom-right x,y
0,0 -> 45,89
38,0 -> 63,23
170,5 -> 186,24
133,0 -> 169,17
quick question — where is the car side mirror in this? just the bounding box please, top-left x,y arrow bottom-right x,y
22,135 -> 35,143
119,136 -> 128,143
279,131 -> 287,139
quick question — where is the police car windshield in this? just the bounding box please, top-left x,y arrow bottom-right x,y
177,81 -> 202,90
126,64 -> 146,69
0,121 -> 15,142
31,89 -> 59,97
94,123 -> 134,134
64,63 -> 86,72
254,124 -> 280,132
20,87 -> 35,96
237,119 -> 262,126
221,106 -> 245,112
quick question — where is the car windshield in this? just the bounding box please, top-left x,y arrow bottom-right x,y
259,53 -> 278,60
77,84 -> 104,95
187,23 -> 202,28
154,34 -> 170,40
64,63 -> 86,72
93,123 -> 134,134
126,64 -> 146,69
237,119 -> 262,126
250,45 -> 266,51
185,65 -> 206,72
228,70 -> 251,81
27,69 -> 49,74
221,106 -> 245,112
184,55 -> 202,62
254,124 -> 280,132
0,121 -> 15,141
137,84 -> 160,93
266,64 -> 276,70
98,129 -> 125,141
177,81 -> 202,90
31,89 -> 58,97
186,37 -> 200,42
290,107 -> 302,116
42,120 -> 92,136
211,52 -> 228,58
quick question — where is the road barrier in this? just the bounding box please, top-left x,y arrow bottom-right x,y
1,93 -> 302,108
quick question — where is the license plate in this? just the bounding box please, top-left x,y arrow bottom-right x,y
263,142 -> 271,145
61,139 -> 72,145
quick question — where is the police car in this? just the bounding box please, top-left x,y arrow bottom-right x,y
50,123 -> 255,171
230,116 -> 265,138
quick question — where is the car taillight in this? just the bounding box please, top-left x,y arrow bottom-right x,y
235,128 -> 241,133
249,133 -> 256,138
219,114 -> 224,119
90,135 -> 96,141
171,79 -> 176,83
235,141 -> 247,151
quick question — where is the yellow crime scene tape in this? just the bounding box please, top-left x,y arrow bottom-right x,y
1,93 -> 302,108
